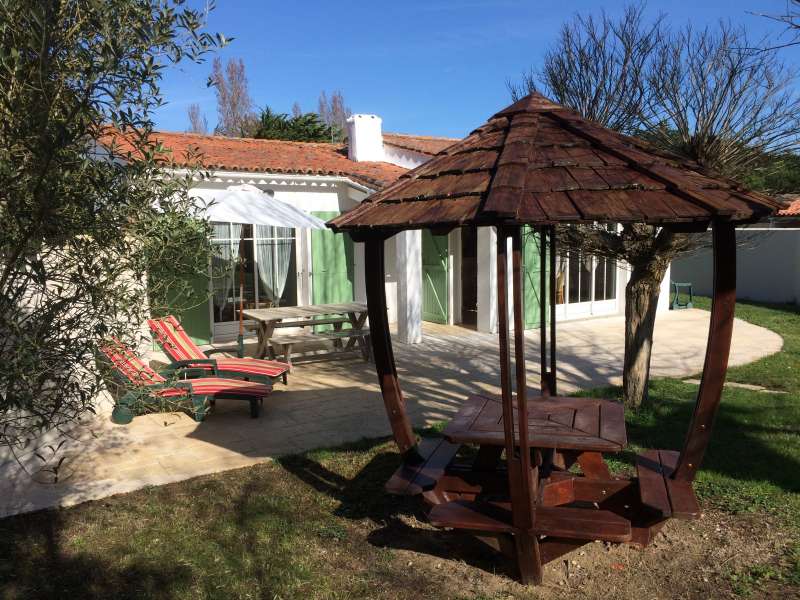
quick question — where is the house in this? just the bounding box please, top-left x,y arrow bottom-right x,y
140,114 -> 672,344
671,195 -> 800,305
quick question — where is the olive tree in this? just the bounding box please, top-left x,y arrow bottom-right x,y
0,1 -> 225,459
509,5 -> 800,407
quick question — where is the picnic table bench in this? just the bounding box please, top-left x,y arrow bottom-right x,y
242,302 -> 370,368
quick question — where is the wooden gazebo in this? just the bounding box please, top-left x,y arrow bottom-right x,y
328,93 -> 780,585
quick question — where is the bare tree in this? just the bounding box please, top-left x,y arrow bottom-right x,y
508,4 -> 664,135
755,1 -> 800,49
291,101 -> 302,118
210,57 -> 256,136
318,89 -> 351,142
186,102 -> 208,134
509,5 -> 799,408
644,23 -> 800,179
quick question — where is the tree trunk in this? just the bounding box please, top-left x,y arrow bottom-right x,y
623,262 -> 668,408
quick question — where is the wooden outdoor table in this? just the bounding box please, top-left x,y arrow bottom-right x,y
242,302 -> 369,360
444,393 -> 627,452
442,393 -> 627,480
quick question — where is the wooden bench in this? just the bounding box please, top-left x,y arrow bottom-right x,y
268,329 -> 371,368
636,450 -> 701,520
428,500 -> 632,542
385,437 -> 462,496
246,316 -> 351,332
317,329 -> 371,359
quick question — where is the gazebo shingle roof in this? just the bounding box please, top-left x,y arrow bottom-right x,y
330,93 -> 781,234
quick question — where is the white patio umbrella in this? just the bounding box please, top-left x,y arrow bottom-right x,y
192,184 -> 328,230
190,184 -> 327,356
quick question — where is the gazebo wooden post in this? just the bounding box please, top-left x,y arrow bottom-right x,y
673,221 -> 737,481
549,226 -> 557,394
498,226 -> 542,584
363,235 -> 420,461
538,227 -> 550,396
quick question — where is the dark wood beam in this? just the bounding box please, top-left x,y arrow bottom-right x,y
539,226 -> 549,396
549,225 -> 557,395
363,237 -> 420,461
672,221 -> 736,481
509,226 -> 543,585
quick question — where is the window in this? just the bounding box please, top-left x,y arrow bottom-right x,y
556,252 -> 617,306
211,223 -> 297,324
594,255 -> 617,301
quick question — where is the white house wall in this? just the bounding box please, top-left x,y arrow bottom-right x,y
384,236 -> 399,324
383,144 -> 432,170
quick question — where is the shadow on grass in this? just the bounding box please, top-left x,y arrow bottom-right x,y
581,380 -> 800,497
277,369 -> 800,577
0,509 -> 192,600
277,436 -> 515,578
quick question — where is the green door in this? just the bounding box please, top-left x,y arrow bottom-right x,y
422,230 -> 449,324
180,271 -> 212,344
311,211 -> 355,305
523,226 -> 544,330
155,270 -> 212,345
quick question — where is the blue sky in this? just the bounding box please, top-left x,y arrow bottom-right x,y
154,0 -> 800,138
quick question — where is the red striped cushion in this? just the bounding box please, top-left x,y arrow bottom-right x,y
148,316 -> 289,378
156,377 -> 271,398
100,339 -> 166,385
212,358 -> 289,378
168,358 -> 288,378
148,315 -> 204,362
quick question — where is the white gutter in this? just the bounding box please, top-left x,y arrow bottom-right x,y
167,167 -> 375,195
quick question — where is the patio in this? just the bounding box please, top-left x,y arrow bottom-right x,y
0,308 -> 782,519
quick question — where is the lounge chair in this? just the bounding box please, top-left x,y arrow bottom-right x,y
100,339 -> 272,424
148,315 -> 289,386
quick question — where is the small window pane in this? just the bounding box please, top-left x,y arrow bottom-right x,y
594,257 -> 606,301
604,259 -> 617,300
556,255 -> 567,305
568,253 -> 580,303
579,254 -> 592,302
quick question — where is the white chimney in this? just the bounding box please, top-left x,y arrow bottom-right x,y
347,114 -> 384,162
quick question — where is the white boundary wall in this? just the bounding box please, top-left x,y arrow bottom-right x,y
672,230 -> 800,305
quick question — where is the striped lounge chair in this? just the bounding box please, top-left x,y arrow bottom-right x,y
148,315 -> 290,386
100,339 -> 272,424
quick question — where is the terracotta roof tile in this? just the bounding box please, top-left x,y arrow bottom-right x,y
331,93 -> 782,234
101,130 -> 407,189
777,196 -> 800,216
383,132 -> 459,155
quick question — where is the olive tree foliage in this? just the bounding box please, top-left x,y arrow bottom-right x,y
0,0 -> 225,455
509,4 -> 800,408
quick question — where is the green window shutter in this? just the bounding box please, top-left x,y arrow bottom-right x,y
422,230 -> 449,324
522,226 -> 549,330
311,211 -> 355,306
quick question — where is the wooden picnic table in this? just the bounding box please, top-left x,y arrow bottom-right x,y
443,393 -> 627,453
442,392 -> 627,480
242,302 -> 369,362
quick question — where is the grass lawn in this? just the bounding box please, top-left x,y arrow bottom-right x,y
0,299 -> 798,599
586,297 -> 800,595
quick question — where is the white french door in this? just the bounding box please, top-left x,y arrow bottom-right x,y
555,251 -> 619,320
